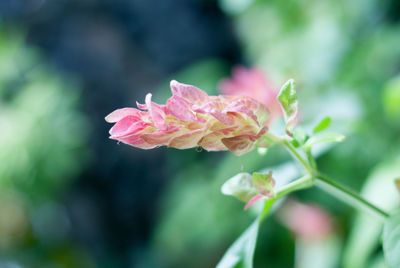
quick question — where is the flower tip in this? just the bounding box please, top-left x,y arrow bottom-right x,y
145,93 -> 152,102
104,114 -> 113,123
287,78 -> 296,86
170,80 -> 179,87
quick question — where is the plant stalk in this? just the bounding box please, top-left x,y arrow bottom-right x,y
264,133 -> 390,221
314,173 -> 389,221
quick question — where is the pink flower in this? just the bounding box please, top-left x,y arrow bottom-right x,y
105,80 -> 270,156
219,66 -> 281,121
278,200 -> 334,241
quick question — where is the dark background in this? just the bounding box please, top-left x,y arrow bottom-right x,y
1,1 -> 241,267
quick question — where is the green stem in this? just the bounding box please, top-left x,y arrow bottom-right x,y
315,173 -> 389,221
275,174 -> 314,199
260,174 -> 314,221
269,135 -> 390,221
306,148 -> 317,170
282,140 -> 314,174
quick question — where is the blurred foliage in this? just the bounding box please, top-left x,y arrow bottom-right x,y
0,27 -> 92,267
343,156 -> 400,268
383,76 -> 400,122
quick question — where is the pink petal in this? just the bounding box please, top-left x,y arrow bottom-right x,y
219,66 -> 281,121
145,93 -> 167,131
109,116 -> 149,137
221,135 -> 254,156
113,134 -> 157,149
210,111 -> 235,126
220,126 -> 266,155
105,108 -> 142,123
170,80 -> 209,104
197,126 -> 237,151
168,128 -> 206,149
198,134 -> 228,151
140,126 -> 182,146
193,102 -> 235,125
166,95 -> 203,122
136,101 -> 147,110
224,98 -> 266,125
244,194 -> 264,210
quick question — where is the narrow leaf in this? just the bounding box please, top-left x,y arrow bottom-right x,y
313,117 -> 331,133
383,210 -> 400,268
216,199 -> 277,268
304,133 -> 345,149
277,79 -> 298,130
216,219 -> 259,268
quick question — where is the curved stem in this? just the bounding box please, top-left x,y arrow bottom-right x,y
315,173 -> 389,221
272,136 -> 389,221
275,174 -> 314,199
282,140 -> 314,174
260,174 -> 314,221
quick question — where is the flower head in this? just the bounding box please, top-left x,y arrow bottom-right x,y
106,80 -> 269,156
219,66 -> 281,121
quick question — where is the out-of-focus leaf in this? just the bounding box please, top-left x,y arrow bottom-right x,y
313,117 -> 331,133
221,173 -> 257,203
383,210 -> 400,268
382,77 -> 400,121
368,254 -> 390,268
252,172 -> 275,198
216,218 -> 259,268
295,236 -> 341,268
343,157 -> 400,268
304,133 -> 345,149
277,79 -> 298,130
216,199 -> 276,268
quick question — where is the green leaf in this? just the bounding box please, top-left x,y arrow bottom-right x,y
252,172 -> 275,198
216,219 -> 259,268
383,210 -> 400,268
221,173 -> 258,202
277,79 -> 298,130
313,116 -> 331,133
216,199 -> 277,268
304,133 -> 345,149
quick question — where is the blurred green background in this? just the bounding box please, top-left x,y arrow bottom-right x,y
0,0 -> 399,267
